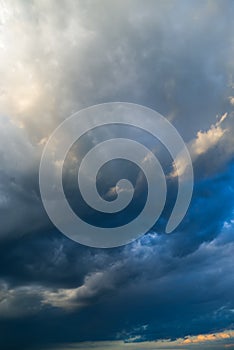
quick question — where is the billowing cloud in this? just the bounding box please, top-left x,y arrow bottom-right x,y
171,112 -> 233,178
0,0 -> 233,349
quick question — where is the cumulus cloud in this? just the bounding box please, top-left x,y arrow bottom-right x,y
171,112 -> 232,178
191,113 -> 228,155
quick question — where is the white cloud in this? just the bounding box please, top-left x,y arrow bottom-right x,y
171,113 -> 231,177
229,96 -> 234,106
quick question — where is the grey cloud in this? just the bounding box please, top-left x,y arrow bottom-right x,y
0,1 -> 233,349
0,225 -> 234,348
1,0 -> 233,140
0,0 -> 233,239
0,116 -> 47,239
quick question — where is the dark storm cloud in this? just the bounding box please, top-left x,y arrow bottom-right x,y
0,0 -> 233,238
0,0 -> 233,349
0,162 -> 233,348
0,218 -> 234,349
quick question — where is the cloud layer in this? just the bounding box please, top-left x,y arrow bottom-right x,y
0,0 -> 233,349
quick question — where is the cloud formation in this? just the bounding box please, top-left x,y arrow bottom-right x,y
0,0 -> 233,349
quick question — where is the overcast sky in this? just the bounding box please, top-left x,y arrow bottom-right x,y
0,0 -> 234,349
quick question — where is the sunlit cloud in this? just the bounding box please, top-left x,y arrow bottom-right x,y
44,329 -> 234,349
171,113 -> 231,177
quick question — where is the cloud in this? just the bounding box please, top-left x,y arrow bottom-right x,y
0,0 -> 233,140
182,330 -> 234,344
0,116 -> 47,239
0,0 -> 233,241
229,97 -> 234,106
0,1 -> 233,349
191,113 -> 227,155
37,330 -> 234,349
171,113 -> 231,178
0,205 -> 233,348
41,271 -> 114,309
0,281 -> 44,318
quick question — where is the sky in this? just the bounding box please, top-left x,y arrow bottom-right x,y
0,0 -> 234,349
